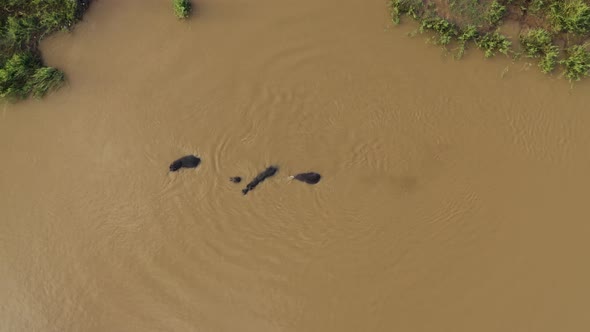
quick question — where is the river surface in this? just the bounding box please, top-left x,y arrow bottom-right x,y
2,0 -> 590,331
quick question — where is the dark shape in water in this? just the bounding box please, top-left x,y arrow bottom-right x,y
242,166 -> 278,195
292,172 -> 321,184
229,176 -> 242,183
169,155 -> 201,172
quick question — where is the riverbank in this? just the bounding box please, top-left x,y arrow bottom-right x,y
0,0 -> 91,101
390,0 -> 590,82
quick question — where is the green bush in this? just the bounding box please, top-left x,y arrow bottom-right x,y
539,45 -> 559,73
389,0 -> 423,24
4,16 -> 39,51
419,17 -> 458,45
549,0 -> 590,34
520,28 -> 553,58
0,53 -> 39,100
27,67 -> 65,98
529,0 -> 553,13
1,0 -> 78,50
486,0 -> 507,26
0,0 -> 85,101
476,31 -> 512,57
456,25 -> 479,59
519,28 -> 559,74
560,44 -> 590,81
173,0 -> 192,19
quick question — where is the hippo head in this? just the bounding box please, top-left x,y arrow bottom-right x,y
169,160 -> 183,172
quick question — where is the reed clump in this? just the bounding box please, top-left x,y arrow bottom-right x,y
0,0 -> 90,101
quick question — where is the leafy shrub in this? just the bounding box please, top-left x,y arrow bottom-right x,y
419,17 -> 458,45
0,53 -> 39,100
549,0 -> 590,34
560,44 -> 590,81
486,0 -> 507,26
173,0 -> 191,19
27,67 -> 65,98
476,31 -> 512,57
456,25 -> 479,59
520,28 -> 552,58
539,45 -> 559,73
0,0 -> 86,101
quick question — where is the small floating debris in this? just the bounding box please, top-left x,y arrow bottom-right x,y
229,176 -> 242,183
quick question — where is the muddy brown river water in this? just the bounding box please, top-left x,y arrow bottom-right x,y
2,0 -> 590,331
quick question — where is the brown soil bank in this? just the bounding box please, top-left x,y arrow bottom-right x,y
390,0 -> 590,82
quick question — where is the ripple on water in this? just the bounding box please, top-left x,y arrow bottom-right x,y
258,40 -> 330,81
503,99 -> 577,164
168,162 -> 335,277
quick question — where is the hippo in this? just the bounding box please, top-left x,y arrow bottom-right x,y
291,172 -> 321,184
169,155 -> 201,172
229,177 -> 242,183
242,166 -> 278,195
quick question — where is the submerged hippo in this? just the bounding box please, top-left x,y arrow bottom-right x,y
169,155 -> 201,172
229,176 -> 242,183
242,166 -> 278,195
291,172 -> 321,184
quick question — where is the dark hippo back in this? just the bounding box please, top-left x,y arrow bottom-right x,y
229,177 -> 242,183
293,172 -> 321,184
169,155 -> 201,172
242,166 -> 278,195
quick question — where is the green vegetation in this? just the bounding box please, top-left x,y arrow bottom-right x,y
173,0 -> 192,19
486,0 -> 507,26
388,0 -> 590,83
419,17 -> 458,45
0,0 -> 90,101
390,0 -> 422,24
0,53 -> 38,99
28,66 -> 65,98
549,0 -> 590,34
520,28 -> 559,73
390,0 -> 514,59
539,45 -> 560,74
448,0 -> 490,27
520,28 -> 553,58
477,31 -> 512,57
560,44 -> 590,81
456,25 -> 478,59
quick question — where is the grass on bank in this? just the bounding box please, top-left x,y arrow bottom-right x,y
0,0 -> 90,101
389,0 -> 590,83
560,44 -> 590,81
520,28 -> 560,73
173,0 -> 191,19
477,31 -> 511,58
0,53 -> 64,100
549,0 -> 590,34
486,0 -> 506,26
